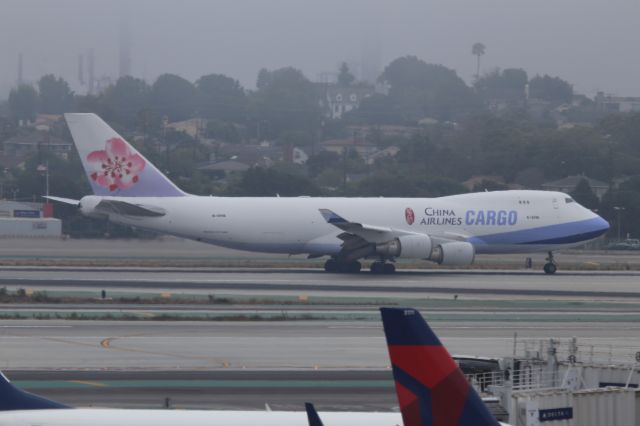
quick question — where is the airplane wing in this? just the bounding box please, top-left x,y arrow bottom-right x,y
319,208 -> 415,244
95,200 -> 166,217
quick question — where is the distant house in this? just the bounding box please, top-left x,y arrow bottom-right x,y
165,118 -> 207,139
319,138 -> 377,160
595,92 -> 640,113
32,114 -> 64,132
462,175 -> 525,191
2,132 -> 72,160
319,85 -> 374,119
366,145 -> 400,165
216,143 -> 279,168
542,175 -> 609,199
197,160 -> 251,178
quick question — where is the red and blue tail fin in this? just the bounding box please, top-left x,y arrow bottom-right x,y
0,372 -> 69,411
380,308 -> 500,426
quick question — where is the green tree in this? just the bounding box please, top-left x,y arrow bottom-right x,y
196,74 -> 247,122
226,167 -> 321,196
529,74 -> 573,103
337,62 -> 355,87
307,151 -> 341,177
103,77 -> 151,126
475,68 -> 528,102
250,67 -> 320,139
37,75 -> 74,114
471,42 -> 486,80
8,85 -> 38,122
570,178 -> 599,210
379,56 -> 481,121
151,74 -> 196,122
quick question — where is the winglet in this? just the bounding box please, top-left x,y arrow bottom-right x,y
380,308 -> 500,426
305,402 -> 324,426
318,209 -> 349,225
0,372 -> 70,411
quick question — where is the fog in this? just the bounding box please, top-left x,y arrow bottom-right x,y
1,0 -> 639,97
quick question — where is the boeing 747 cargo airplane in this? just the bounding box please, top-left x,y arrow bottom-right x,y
49,114 -> 609,274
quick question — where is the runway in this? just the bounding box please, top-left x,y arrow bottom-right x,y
2,267 -> 640,299
2,260 -> 640,410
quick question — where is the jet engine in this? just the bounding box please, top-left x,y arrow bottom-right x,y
375,235 -> 433,259
429,241 -> 475,266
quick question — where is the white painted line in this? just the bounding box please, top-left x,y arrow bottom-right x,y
0,325 -> 73,329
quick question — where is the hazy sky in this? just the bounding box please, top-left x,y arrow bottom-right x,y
1,0 -> 639,98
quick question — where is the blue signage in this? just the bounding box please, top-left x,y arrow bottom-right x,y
13,210 -> 41,218
539,407 -> 573,422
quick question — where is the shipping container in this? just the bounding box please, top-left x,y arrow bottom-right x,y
0,218 -> 61,237
511,388 -> 637,426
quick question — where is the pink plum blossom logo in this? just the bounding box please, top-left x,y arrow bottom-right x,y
86,138 -> 145,192
405,207 -> 415,225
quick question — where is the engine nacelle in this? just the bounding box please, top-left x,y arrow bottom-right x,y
430,241 -> 475,266
375,234 -> 433,259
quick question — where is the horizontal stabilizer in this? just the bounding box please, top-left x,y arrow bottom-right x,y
96,200 -> 166,217
43,196 -> 80,206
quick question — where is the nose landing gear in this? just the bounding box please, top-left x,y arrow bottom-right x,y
543,251 -> 557,274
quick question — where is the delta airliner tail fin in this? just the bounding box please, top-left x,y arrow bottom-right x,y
380,307 -> 500,426
304,402 -> 324,426
0,372 -> 69,411
64,113 -> 186,197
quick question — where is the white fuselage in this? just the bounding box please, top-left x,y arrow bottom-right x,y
82,190 -> 608,258
0,408 -> 401,426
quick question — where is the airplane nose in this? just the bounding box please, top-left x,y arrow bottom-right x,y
592,215 -> 610,237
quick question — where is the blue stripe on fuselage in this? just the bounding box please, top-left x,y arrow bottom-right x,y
468,217 -> 609,246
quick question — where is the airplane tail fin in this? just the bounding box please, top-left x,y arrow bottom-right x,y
380,307 -> 500,426
0,372 -> 69,411
304,402 -> 324,426
64,113 -> 186,197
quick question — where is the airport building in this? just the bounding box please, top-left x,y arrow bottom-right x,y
469,338 -> 640,425
0,200 -> 61,238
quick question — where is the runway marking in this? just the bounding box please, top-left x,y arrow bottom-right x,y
67,380 -> 107,388
0,326 -> 72,329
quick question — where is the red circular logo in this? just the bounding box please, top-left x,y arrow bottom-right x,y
405,207 -> 415,225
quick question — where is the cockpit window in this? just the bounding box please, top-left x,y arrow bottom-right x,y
565,197 -> 575,204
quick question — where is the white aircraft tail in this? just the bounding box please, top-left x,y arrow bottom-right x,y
65,113 -> 186,197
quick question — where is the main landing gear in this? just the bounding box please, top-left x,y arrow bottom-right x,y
370,261 -> 396,274
543,251 -> 557,275
324,258 -> 361,273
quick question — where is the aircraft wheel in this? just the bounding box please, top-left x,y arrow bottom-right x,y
370,262 -> 383,274
383,263 -> 396,274
371,262 -> 395,274
347,261 -> 362,273
543,263 -> 557,275
324,259 -> 339,273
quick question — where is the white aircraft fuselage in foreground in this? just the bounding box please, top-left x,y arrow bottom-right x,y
57,114 -> 610,274
0,409 -> 399,426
